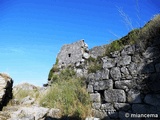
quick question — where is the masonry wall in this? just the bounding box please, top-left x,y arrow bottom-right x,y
87,42 -> 160,119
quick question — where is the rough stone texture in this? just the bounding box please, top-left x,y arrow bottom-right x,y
89,45 -> 106,58
110,67 -> 121,80
90,93 -> 101,102
57,40 -> 89,66
100,103 -> 114,111
121,45 -> 135,56
9,106 -> 50,120
110,51 -> 120,58
115,80 -> 132,91
20,96 -> 35,105
0,73 -> 13,110
102,56 -> 116,69
92,103 -> 101,110
94,80 -> 113,91
104,89 -> 126,102
87,85 -> 94,93
118,55 -> 131,66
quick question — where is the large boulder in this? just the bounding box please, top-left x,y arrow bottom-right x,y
0,73 -> 13,110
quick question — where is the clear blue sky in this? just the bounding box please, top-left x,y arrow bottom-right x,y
0,0 -> 159,86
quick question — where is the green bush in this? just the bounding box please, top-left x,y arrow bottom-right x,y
39,69 -> 92,119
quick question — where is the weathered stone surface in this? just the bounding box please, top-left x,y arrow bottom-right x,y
20,96 -> 35,105
94,80 -> 113,91
87,73 -> 95,84
110,51 -> 120,58
128,62 -> 138,75
120,66 -> 130,75
118,55 -> 131,66
10,106 -> 49,120
110,67 -> 121,80
155,63 -> 160,72
57,40 -> 89,66
95,71 -> 102,81
92,103 -> 101,110
83,52 -> 90,59
101,69 -> 109,80
114,103 -> 131,111
89,45 -> 106,58
121,45 -> 135,55
0,73 -> 13,110
87,85 -> 94,93
90,93 -> 101,102
101,103 -> 114,111
102,56 -> 116,69
132,54 -> 143,63
107,111 -> 119,119
143,47 -> 160,59
104,89 -> 126,102
144,94 -> 160,107
115,80 -> 132,91
127,89 -> 142,103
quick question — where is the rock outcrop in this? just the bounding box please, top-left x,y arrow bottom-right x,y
0,73 -> 13,110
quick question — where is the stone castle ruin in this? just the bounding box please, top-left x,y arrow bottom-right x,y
52,38 -> 160,119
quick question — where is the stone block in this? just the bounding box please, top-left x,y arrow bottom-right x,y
101,69 -> 109,80
110,67 -> 121,80
101,103 -> 115,112
87,85 -> 94,93
118,55 -> 131,66
94,80 -> 113,91
115,80 -> 132,91
90,93 -> 101,102
104,89 -> 126,102
102,56 -> 116,69
92,103 -> 101,110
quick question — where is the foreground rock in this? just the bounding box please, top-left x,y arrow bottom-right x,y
0,73 -> 13,110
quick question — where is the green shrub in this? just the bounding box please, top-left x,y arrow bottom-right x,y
39,69 -> 92,119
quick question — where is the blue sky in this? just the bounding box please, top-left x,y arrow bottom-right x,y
0,0 -> 159,86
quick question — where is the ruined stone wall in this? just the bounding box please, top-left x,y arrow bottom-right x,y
57,40 -> 89,67
86,42 -> 160,119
